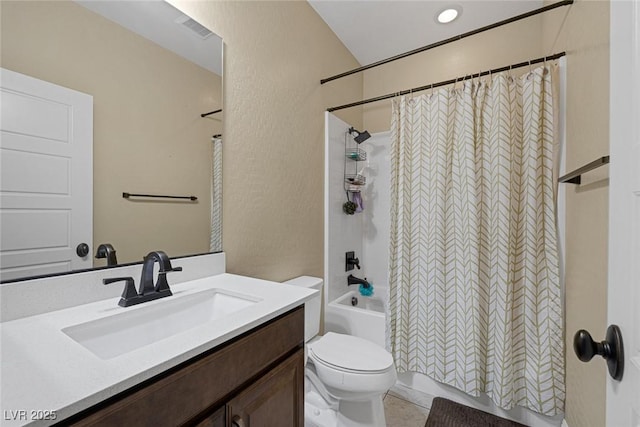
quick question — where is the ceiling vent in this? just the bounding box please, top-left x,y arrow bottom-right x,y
175,15 -> 213,40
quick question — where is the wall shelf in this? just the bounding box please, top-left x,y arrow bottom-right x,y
559,156 -> 610,184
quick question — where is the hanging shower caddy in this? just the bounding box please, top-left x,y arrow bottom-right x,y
342,129 -> 367,214
344,131 -> 366,189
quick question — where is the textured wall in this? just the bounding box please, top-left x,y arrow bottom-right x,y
543,1 -> 610,426
169,1 -> 363,281
1,1 -> 221,266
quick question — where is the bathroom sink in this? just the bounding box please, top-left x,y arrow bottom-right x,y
62,289 -> 261,359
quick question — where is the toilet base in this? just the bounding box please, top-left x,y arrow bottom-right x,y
305,400 -> 338,427
337,396 -> 386,427
304,388 -> 387,427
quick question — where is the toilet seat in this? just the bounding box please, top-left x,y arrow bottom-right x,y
306,332 -> 397,398
308,332 -> 394,373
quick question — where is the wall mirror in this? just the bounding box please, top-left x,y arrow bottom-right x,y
0,0 -> 223,282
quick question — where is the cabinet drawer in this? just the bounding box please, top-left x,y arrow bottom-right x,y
66,306 -> 304,426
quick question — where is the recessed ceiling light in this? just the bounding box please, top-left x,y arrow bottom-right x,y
437,7 -> 461,24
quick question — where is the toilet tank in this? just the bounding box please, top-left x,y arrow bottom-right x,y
283,276 -> 322,342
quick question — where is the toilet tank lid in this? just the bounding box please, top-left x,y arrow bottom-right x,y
309,332 -> 394,372
283,276 -> 323,290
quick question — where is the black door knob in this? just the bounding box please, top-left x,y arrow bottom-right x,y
76,243 -> 90,258
573,325 -> 624,381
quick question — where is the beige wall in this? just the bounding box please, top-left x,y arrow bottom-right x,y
1,1 -> 222,266
359,2 -> 611,423
169,1 -> 362,281
543,1 -> 610,426
362,17 -> 544,132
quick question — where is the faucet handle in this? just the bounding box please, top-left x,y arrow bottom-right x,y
346,251 -> 361,271
103,277 -> 138,307
155,266 -> 181,293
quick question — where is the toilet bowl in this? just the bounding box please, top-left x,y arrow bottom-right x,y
284,276 -> 397,427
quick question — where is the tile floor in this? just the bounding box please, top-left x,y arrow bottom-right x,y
383,383 -> 433,426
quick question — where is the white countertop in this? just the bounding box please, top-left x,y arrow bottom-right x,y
0,273 -> 316,427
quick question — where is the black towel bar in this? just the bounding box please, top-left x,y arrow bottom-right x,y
559,156 -> 610,184
123,192 -> 197,201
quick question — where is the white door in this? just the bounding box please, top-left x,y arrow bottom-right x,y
607,0 -> 640,425
0,68 -> 93,281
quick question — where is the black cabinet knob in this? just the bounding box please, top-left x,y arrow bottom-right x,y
573,325 -> 624,381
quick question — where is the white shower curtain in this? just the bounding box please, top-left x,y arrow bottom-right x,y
210,136 -> 222,252
388,66 -> 564,415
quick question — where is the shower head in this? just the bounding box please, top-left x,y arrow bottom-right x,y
348,127 -> 371,144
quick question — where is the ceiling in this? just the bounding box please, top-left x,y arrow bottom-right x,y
75,1 -> 223,76
75,1 -> 544,78
308,0 -> 543,66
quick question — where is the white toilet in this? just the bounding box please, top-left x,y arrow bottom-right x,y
284,276 -> 397,427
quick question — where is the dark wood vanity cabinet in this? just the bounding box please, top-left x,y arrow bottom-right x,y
63,306 -> 304,427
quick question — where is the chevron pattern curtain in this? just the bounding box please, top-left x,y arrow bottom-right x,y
210,136 -> 222,252
388,66 -> 564,416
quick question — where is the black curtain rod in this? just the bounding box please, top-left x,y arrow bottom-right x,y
327,52 -> 566,112
321,0 -> 573,85
201,108 -> 222,118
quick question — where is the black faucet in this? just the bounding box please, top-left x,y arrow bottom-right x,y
347,274 -> 371,288
103,251 -> 182,307
95,243 -> 118,266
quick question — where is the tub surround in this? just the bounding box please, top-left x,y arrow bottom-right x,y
324,113 -> 364,305
0,253 -> 317,426
325,290 -> 386,348
324,115 -> 390,308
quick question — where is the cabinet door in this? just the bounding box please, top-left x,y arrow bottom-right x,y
227,349 -> 304,427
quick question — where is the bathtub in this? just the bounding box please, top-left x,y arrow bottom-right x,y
324,290 -> 386,348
